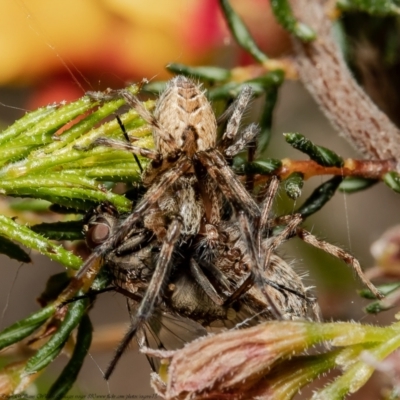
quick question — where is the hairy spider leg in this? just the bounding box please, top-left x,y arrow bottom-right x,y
105,217 -> 183,379
256,176 -> 382,299
261,214 -> 303,272
296,228 -> 382,299
259,210 -> 382,299
217,85 -> 253,148
257,176 -> 280,257
189,258 -> 225,306
56,158 -> 191,305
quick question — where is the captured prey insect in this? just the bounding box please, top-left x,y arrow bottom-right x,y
60,75 -> 380,379
83,200 -> 320,371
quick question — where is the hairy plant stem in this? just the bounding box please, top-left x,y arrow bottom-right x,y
289,0 -> 400,161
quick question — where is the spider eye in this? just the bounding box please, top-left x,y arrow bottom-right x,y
86,222 -> 111,248
227,247 -> 241,261
241,263 -> 250,273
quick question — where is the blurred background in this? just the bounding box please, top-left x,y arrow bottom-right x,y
0,0 -> 399,398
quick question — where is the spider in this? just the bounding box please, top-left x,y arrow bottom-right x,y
62,76 -> 273,373
59,75 -> 380,378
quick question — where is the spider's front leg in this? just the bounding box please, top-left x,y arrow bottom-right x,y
217,85 -> 253,151
260,213 -> 303,272
257,176 -> 280,257
56,158 -> 191,306
262,207 -> 382,299
105,216 -> 183,379
296,228 -> 383,299
75,88 -> 158,155
88,88 -> 177,148
75,136 -> 159,161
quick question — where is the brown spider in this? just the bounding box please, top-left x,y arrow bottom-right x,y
61,75 -> 380,378
65,75 -> 272,377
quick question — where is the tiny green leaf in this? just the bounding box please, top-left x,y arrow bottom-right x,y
219,0 -> 269,62
0,235 -> 31,263
364,301 -> 392,314
209,71 -> 284,100
339,177 -> 378,193
284,172 -> 304,200
24,298 -> 88,374
0,305 -> 55,350
384,171 -> 400,193
46,315 -> 93,399
337,0 -> 400,16
0,215 -> 82,270
284,132 -> 344,167
167,64 -> 231,82
236,159 -> 282,175
359,282 -> 400,299
31,220 -> 85,241
0,105 -> 57,146
296,176 -> 343,218
270,0 -> 316,41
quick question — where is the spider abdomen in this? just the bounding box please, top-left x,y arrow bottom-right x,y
154,76 -> 217,156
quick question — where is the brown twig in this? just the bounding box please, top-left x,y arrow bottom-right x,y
277,158 -> 398,180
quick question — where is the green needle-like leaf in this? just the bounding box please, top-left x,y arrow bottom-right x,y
284,172 -> 304,200
384,171 -> 400,193
46,315 -> 92,399
313,333 -> 400,399
0,105 -> 57,146
339,176 -> 378,193
24,298 -> 88,374
31,220 -> 85,241
337,0 -> 400,15
296,176 -> 343,218
219,0 -> 269,63
0,235 -> 31,262
209,71 -> 284,100
284,132 -> 344,167
0,215 -> 82,269
236,159 -> 282,175
271,0 -> 316,41
0,305 -> 55,350
167,64 -> 231,82
359,282 -> 400,299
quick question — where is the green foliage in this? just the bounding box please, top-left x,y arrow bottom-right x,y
167,63 -> 232,82
296,176 -> 343,219
284,132 -> 344,168
0,305 -> 56,350
384,171 -> 400,192
270,0 -> 316,41
284,172 -> 304,200
339,176 -> 378,193
218,0 -> 269,62
337,0 -> 400,15
46,315 -> 92,400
